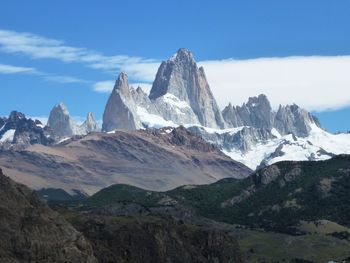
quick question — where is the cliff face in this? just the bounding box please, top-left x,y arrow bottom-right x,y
0,168 -> 97,263
149,48 -> 225,128
102,72 -> 141,131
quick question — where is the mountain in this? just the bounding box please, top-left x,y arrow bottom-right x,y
81,112 -> 99,133
191,94 -> 350,169
0,111 -> 54,148
47,102 -> 81,138
222,94 -> 274,129
0,168 -> 97,262
274,103 -> 322,137
0,126 -> 251,195
149,48 -> 225,129
84,154 -> 350,231
102,72 -> 141,131
82,155 -> 350,262
47,102 -> 100,138
2,48 -> 349,171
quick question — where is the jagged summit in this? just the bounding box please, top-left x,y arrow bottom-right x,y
222,94 -> 274,130
81,112 -> 99,133
274,103 -> 322,137
48,103 -> 99,138
47,102 -> 79,138
149,48 -> 225,128
102,72 -> 141,132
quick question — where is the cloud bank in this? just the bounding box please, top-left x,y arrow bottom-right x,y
199,56 -> 350,112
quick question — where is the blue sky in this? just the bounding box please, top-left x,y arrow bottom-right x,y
0,0 -> 349,132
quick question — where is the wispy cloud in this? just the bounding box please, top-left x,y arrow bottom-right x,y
0,63 -> 38,74
93,80 -> 115,93
0,29 -> 160,81
0,62 -> 89,84
44,75 -> 90,84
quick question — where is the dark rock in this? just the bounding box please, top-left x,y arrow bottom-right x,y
0,168 -> 97,262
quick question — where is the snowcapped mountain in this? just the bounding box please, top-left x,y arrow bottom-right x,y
2,48 -> 349,170
100,48 -> 350,170
0,111 -> 55,148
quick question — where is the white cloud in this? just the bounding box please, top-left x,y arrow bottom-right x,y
44,75 -> 90,84
0,63 -> 38,74
93,80 -> 115,93
199,56 -> 350,112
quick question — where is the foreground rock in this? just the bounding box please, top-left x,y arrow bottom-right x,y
69,214 -> 245,263
0,168 -> 97,262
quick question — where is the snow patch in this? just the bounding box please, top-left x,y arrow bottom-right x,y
0,129 -> 15,143
137,106 -> 178,129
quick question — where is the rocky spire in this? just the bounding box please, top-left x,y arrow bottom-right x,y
274,104 -> 321,137
47,102 -> 80,138
149,48 -> 225,129
223,94 -> 274,129
102,73 -> 141,131
81,112 -> 99,133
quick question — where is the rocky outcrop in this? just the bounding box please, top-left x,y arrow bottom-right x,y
0,111 -> 54,147
0,168 -> 97,262
70,214 -> 244,263
223,94 -> 274,130
47,102 -> 81,138
274,104 -> 322,137
81,112 -> 99,133
223,95 -> 323,138
149,48 -> 225,128
102,73 -> 141,131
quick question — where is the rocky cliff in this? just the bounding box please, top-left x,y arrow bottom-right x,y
149,48 -> 225,128
102,72 -> 141,131
0,168 -> 97,262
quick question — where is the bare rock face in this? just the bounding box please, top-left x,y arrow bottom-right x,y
222,94 -> 274,129
274,104 -> 321,137
47,102 -> 81,138
149,48 -> 225,129
102,73 -> 141,131
0,168 -> 97,262
81,112 -> 100,133
0,111 -> 54,148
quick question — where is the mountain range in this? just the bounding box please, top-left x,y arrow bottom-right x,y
1,48 -> 349,171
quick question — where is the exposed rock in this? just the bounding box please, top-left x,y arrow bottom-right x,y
274,104 -> 321,137
47,102 -> 81,138
0,111 -> 54,148
102,73 -> 141,131
0,168 -> 97,262
223,94 -> 274,129
149,48 -> 225,128
81,112 -> 100,133
70,214 -> 244,263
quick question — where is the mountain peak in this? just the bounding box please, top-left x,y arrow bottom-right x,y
170,48 -> 194,63
102,72 -> 141,131
149,48 -> 225,129
113,72 -> 129,94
